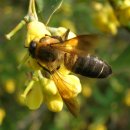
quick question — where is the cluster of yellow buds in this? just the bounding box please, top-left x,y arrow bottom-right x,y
114,0 -> 130,25
21,20 -> 81,113
88,122 -> 107,130
0,108 -> 6,125
124,88 -> 130,106
92,2 -> 119,35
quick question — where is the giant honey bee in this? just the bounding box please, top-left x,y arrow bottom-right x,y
28,29 -> 112,116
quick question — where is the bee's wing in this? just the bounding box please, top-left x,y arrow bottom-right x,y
62,97 -> 79,117
51,71 -> 79,117
51,34 -> 100,54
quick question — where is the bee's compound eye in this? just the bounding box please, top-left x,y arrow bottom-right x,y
30,41 -> 37,49
29,41 -> 37,58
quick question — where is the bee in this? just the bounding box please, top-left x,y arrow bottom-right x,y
28,29 -> 112,116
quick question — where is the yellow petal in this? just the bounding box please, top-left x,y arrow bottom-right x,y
47,26 -> 76,39
22,82 -> 43,110
52,73 -> 82,99
58,64 -> 70,75
62,74 -> 82,97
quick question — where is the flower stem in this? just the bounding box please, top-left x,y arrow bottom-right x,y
32,0 -> 38,20
5,20 -> 26,40
28,0 -> 38,21
21,80 -> 35,98
5,0 -> 38,40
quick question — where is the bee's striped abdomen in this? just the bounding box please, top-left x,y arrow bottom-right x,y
71,55 -> 112,78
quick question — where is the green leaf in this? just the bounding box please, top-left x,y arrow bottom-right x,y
111,45 -> 130,73
36,0 -> 44,13
36,0 -> 63,24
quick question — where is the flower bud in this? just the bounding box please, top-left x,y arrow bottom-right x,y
0,108 -> 6,125
82,84 -> 92,98
41,78 -> 58,95
88,123 -> 107,130
25,21 -> 51,47
4,79 -> 15,94
93,2 -> 119,35
45,93 -> 63,112
116,7 -> 130,25
124,89 -> 130,106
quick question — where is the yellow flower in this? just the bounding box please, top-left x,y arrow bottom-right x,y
40,77 -> 58,96
41,77 -> 63,112
0,108 -> 6,125
116,1 -> 130,25
82,84 -> 92,98
45,92 -> 63,112
41,73 -> 81,112
124,89 -> 130,106
22,81 -> 44,110
25,21 -> 51,47
22,66 -> 81,112
93,2 -> 119,35
4,79 -> 15,94
48,26 -> 76,39
56,74 -> 81,98
89,123 -> 107,130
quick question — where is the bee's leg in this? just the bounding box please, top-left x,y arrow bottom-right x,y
37,62 -> 60,78
62,29 -> 70,41
41,70 -> 51,79
50,29 -> 70,42
43,33 -> 63,42
37,61 -> 51,74
50,65 -> 60,74
37,62 -> 52,78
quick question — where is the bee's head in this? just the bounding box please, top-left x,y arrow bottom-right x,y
29,41 -> 37,58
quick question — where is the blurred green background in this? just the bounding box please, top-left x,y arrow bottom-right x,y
1,0 -> 130,130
